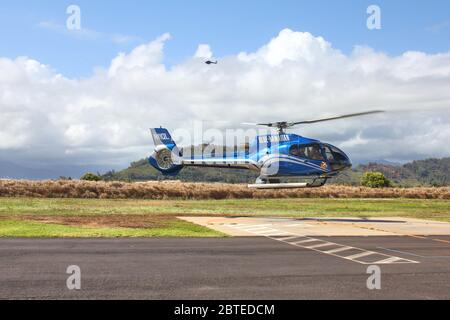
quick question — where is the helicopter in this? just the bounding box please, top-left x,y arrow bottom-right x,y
149,110 -> 384,189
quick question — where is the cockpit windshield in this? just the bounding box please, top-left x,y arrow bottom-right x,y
323,145 -> 346,161
322,144 -> 350,170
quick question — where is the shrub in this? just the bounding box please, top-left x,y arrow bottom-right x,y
361,172 -> 392,188
80,172 -> 102,182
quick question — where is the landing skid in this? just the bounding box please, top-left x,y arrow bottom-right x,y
248,182 -> 309,189
248,177 -> 329,189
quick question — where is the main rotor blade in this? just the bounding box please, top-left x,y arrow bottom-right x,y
242,122 -> 275,127
290,110 -> 385,126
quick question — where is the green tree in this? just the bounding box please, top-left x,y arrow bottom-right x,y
361,172 -> 392,188
80,172 -> 102,182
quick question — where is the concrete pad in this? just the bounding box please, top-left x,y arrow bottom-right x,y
179,216 -> 450,237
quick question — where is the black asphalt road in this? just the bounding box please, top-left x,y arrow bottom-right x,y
1,236 -> 449,299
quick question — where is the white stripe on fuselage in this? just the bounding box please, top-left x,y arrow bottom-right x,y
260,154 -> 328,172
180,154 -> 327,173
181,158 -> 259,170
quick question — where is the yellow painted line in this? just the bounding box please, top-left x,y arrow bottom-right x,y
432,238 -> 450,244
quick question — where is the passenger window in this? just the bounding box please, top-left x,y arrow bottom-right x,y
289,145 -> 301,157
304,144 -> 324,161
290,144 -> 324,161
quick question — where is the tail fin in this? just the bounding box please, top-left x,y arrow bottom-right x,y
150,128 -> 177,149
149,127 -> 183,176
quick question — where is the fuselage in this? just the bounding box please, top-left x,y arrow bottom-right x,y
152,132 -> 352,179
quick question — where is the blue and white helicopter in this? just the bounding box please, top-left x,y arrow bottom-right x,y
149,111 -> 383,189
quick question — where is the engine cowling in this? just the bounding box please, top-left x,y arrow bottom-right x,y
149,145 -> 183,176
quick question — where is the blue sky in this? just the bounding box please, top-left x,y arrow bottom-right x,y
0,0 -> 449,77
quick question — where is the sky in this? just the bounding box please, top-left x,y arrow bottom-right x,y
0,0 -> 449,175
1,0 -> 450,77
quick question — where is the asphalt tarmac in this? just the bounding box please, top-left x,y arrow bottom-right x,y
1,236 -> 449,299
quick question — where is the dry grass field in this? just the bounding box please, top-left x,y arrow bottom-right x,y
0,179 -> 449,200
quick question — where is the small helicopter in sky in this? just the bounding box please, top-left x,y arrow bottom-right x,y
149,111 -> 384,189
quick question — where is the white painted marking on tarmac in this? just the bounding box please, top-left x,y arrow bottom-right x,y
270,233 -> 292,237
224,223 -> 419,265
324,246 -> 353,254
306,243 -> 336,249
378,247 -> 450,259
377,247 -> 424,258
373,257 -> 405,264
277,236 -> 301,241
292,239 -> 318,245
344,251 -> 376,260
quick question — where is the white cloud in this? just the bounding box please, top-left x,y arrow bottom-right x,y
108,33 -> 171,77
0,28 -> 449,168
238,29 -> 337,66
195,44 -> 213,59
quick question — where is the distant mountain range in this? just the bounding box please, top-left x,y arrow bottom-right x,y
102,157 -> 450,187
0,161 -> 57,180
2,154 -> 447,186
0,160 -> 112,180
333,158 -> 449,186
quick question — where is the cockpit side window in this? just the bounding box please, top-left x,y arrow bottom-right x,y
305,144 -> 325,161
289,145 -> 297,156
323,146 -> 335,161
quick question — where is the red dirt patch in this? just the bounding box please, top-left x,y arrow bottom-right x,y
0,215 -> 175,229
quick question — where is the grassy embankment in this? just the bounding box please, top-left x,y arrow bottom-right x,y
0,197 -> 449,238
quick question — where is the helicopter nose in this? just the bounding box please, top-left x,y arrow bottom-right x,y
339,151 -> 352,169
344,155 -> 352,169
325,144 -> 352,171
